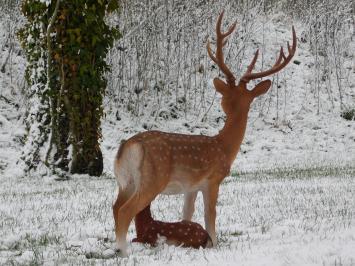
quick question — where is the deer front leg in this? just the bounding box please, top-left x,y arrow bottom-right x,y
182,191 -> 198,221
202,183 -> 219,247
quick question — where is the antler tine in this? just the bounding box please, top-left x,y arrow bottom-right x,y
241,26 -> 297,83
291,26 -> 297,50
207,11 -> 237,85
273,46 -> 284,67
216,10 -> 236,38
206,40 -> 218,64
245,49 -> 259,75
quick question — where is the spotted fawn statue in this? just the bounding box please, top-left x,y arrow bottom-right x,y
133,204 -> 212,248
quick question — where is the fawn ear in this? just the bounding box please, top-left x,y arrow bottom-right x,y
250,80 -> 271,98
213,78 -> 230,95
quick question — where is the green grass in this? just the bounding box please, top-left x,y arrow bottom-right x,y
231,164 -> 355,179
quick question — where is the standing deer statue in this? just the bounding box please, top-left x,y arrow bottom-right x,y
132,204 -> 212,249
113,11 -> 297,256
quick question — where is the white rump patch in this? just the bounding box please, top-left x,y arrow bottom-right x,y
113,143 -> 143,189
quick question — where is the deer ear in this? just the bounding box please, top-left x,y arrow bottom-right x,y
213,78 -> 230,95
250,80 -> 271,98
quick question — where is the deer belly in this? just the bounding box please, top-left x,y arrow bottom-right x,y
162,181 -> 184,195
162,168 -> 208,195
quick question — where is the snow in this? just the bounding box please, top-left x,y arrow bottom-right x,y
0,2 -> 355,265
0,173 -> 355,265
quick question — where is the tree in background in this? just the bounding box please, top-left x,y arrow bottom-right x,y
17,0 -> 120,177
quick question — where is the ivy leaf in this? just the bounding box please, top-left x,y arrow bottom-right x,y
107,0 -> 119,13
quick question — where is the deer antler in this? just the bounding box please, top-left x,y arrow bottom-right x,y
241,26 -> 297,83
207,11 -> 237,86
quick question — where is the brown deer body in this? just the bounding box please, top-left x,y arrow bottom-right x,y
113,11 -> 296,256
132,204 -> 212,249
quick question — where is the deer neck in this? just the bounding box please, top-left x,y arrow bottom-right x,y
216,111 -> 249,163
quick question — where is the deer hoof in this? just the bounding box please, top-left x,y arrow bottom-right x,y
115,248 -> 128,258
205,236 -> 214,248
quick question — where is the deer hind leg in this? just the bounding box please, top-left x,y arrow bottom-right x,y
182,191 -> 198,221
112,185 -> 134,246
114,145 -> 170,256
115,186 -> 163,256
113,141 -> 145,256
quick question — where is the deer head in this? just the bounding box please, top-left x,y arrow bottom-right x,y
207,11 -> 297,117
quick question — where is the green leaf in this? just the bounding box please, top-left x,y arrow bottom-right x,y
107,0 -> 119,13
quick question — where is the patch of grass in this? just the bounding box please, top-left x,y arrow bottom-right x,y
230,231 -> 243,237
0,160 -> 7,171
341,108 -> 355,121
24,233 -> 61,248
231,165 -> 355,180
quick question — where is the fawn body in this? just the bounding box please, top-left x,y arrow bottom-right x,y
133,204 -> 212,249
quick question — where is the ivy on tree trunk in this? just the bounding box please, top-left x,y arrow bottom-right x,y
18,0 -> 120,177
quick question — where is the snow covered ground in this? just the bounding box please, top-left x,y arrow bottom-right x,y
1,2 -> 355,265
1,169 -> 355,265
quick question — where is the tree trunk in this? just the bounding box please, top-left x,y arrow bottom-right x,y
19,0 -> 119,177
